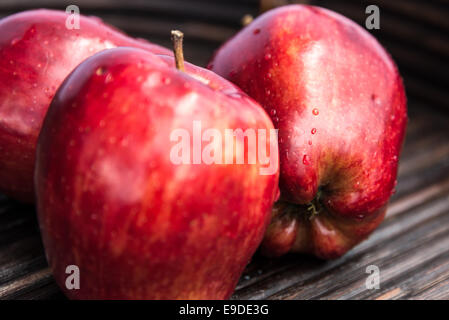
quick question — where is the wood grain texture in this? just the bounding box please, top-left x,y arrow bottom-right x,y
0,0 -> 448,300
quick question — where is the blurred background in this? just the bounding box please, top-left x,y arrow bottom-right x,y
0,0 -> 447,112
1,0 -> 449,300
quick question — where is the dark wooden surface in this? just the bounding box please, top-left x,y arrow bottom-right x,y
1,0 -> 448,300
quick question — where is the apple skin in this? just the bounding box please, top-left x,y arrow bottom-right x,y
35,47 -> 279,299
0,9 -> 171,202
209,5 -> 407,259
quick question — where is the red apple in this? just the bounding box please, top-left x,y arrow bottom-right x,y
209,5 -> 407,259
35,44 -> 279,299
0,9 -> 170,202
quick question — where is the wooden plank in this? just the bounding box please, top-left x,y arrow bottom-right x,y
0,0 -> 448,300
282,215 -> 449,299
383,40 -> 449,86
2,106 -> 446,300
0,268 -> 53,299
411,278 -> 449,300
233,182 -> 449,299
234,106 -> 449,298
364,0 -> 449,32
359,252 -> 449,299
234,170 -> 449,294
316,0 -> 449,58
0,0 -> 257,26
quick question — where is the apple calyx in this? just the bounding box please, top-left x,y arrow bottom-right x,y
306,189 -> 323,220
171,30 -> 185,72
275,189 -> 323,222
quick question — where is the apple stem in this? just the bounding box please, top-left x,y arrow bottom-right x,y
171,30 -> 185,72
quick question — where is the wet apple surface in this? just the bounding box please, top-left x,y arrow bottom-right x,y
0,9 -> 170,202
0,0 -> 447,301
209,5 -> 407,259
35,48 -> 279,299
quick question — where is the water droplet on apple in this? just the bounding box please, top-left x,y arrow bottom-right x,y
105,73 -> 113,83
264,53 -> 272,60
303,155 -> 310,165
253,29 -> 261,35
311,128 -> 316,134
371,93 -> 381,105
121,138 -> 129,147
312,108 -> 319,116
265,89 -> 271,96
163,77 -> 171,85
96,67 -> 105,76
11,38 -> 20,45
270,109 -> 276,116
266,72 -> 272,79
